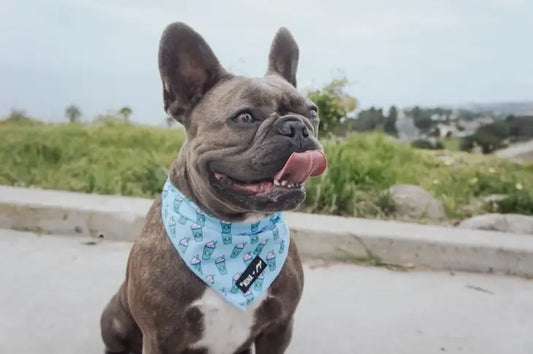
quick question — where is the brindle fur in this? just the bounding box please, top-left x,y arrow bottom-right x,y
101,22 -> 319,354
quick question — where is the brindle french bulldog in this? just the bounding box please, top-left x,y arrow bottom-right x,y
100,22 -> 326,354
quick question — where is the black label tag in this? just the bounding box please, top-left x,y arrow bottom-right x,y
236,256 -> 267,293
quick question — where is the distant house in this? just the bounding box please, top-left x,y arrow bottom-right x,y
456,116 -> 495,137
430,113 -> 449,122
436,123 -> 459,138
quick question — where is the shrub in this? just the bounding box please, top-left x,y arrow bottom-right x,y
467,120 -> 511,154
307,78 -> 357,138
411,139 -> 444,150
494,191 -> 533,215
460,135 -> 475,152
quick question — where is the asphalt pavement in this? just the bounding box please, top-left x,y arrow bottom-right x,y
1,229 -> 532,354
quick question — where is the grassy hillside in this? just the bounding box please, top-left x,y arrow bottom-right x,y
1,119 -> 532,222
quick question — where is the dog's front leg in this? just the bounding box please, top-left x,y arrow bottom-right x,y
142,332 -> 187,354
254,318 -> 294,354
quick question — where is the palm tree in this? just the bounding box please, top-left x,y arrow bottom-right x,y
119,107 -> 132,122
65,105 -> 81,123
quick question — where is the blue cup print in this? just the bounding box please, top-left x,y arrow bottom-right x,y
266,251 -> 276,271
178,237 -> 190,253
221,220 -> 232,234
251,221 -> 260,233
215,256 -> 227,275
178,215 -> 187,224
168,217 -> 176,237
196,209 -> 206,226
163,183 -> 170,199
191,255 -> 202,275
250,233 -> 259,244
253,239 -> 268,256
202,241 -> 217,260
254,274 -> 264,291
231,243 -> 246,258
243,252 -> 253,266
279,239 -> 285,254
205,274 -> 215,285
221,232 -> 232,245
243,290 -> 254,304
272,226 -> 280,240
191,224 -> 203,242
231,273 -> 241,293
270,214 -> 280,224
220,288 -> 227,296
173,196 -> 184,213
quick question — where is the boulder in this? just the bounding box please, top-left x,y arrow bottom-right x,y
481,194 -> 508,203
388,184 -> 446,222
458,213 -> 533,235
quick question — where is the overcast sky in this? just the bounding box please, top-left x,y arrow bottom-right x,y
1,0 -> 532,125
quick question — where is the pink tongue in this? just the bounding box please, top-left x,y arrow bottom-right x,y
274,150 -> 327,185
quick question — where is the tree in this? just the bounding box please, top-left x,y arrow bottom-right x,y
119,106 -> 132,122
6,108 -> 30,121
410,106 -> 432,132
65,105 -> 81,123
383,105 -> 398,136
307,78 -> 357,138
354,107 -> 385,132
473,121 -> 510,153
457,109 -> 479,121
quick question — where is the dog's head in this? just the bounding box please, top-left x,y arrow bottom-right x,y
159,23 -> 326,220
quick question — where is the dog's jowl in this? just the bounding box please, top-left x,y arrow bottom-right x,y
100,22 -> 327,354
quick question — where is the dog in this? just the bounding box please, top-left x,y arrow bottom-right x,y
100,22 -> 326,354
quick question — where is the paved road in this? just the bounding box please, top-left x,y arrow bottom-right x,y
495,139 -> 533,161
1,229 -> 532,354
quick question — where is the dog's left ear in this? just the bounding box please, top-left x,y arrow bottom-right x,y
266,27 -> 299,87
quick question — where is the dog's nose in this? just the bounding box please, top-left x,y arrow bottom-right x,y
275,116 -> 310,141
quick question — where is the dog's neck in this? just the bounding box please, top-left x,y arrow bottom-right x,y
168,153 -> 268,223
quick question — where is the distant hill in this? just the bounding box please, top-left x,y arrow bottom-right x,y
461,101 -> 533,116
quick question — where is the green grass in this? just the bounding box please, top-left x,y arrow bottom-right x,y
0,119 -> 185,197
1,120 -> 532,222
442,137 -> 461,151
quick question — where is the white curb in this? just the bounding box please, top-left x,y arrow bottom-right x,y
1,185 -> 533,277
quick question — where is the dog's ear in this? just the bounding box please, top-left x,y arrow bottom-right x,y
159,23 -> 226,124
266,27 -> 299,87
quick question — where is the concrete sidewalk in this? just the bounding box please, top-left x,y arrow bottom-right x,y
2,185 -> 533,277
1,229 -> 532,354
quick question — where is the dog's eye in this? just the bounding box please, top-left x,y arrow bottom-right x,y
309,108 -> 318,120
233,112 -> 254,124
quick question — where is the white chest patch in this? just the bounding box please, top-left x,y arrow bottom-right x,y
190,288 -> 266,354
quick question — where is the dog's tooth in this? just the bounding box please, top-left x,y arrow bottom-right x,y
274,179 -> 280,186
281,180 -> 288,187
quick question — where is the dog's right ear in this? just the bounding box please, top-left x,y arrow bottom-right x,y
159,23 -> 226,124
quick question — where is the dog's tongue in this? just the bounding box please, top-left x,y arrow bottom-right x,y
274,150 -> 327,185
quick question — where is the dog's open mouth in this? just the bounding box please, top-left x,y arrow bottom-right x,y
214,150 -> 327,196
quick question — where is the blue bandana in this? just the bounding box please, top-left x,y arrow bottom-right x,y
161,179 -> 290,310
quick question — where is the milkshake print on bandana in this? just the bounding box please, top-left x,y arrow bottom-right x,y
161,179 -> 290,310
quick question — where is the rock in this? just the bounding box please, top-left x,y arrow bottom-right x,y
388,184 -> 446,222
481,194 -> 508,203
458,214 -> 533,235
